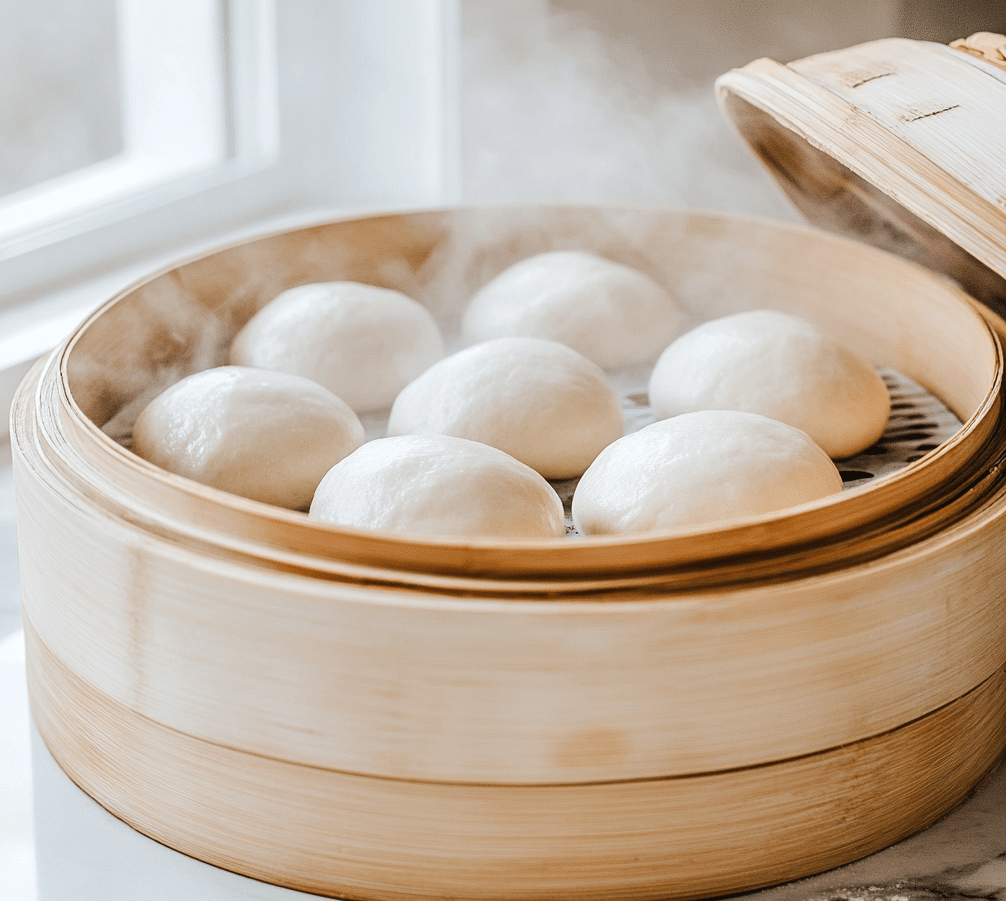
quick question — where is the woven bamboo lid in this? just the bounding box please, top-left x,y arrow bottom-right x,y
716,34 -> 1006,316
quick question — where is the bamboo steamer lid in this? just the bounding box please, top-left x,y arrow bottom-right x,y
716,33 -> 1006,314
12,34 -> 1006,901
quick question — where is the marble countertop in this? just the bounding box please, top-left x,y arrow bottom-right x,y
2,438 -> 1005,901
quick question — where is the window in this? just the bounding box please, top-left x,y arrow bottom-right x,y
0,0 -> 460,440
0,0 -> 122,197
0,0 -> 233,250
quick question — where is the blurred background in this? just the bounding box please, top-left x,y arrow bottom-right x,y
2,0 -> 1002,217
460,0 -> 1002,215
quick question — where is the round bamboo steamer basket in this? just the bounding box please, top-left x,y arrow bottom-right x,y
12,35 -> 1006,901
14,203 -> 1006,900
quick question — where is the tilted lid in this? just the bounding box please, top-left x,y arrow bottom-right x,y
716,34 -> 1006,317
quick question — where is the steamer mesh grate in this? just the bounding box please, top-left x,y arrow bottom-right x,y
552,366 -> 963,537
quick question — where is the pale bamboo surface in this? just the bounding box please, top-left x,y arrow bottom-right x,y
50,207 -> 1004,583
950,32 -> 1006,72
25,619 -> 1006,901
12,323 -> 1006,784
716,38 -> 1006,311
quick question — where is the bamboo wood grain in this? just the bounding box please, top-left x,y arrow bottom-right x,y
25,619 -> 1006,901
716,39 -> 1006,310
950,32 -> 1006,73
790,40 -> 1006,213
13,350 -> 1006,783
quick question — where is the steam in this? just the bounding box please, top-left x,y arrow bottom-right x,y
459,0 -> 798,219
84,1 -> 809,450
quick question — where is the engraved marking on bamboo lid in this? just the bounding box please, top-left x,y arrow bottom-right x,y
716,36 -> 1006,317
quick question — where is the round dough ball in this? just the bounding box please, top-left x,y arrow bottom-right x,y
572,410 -> 843,536
132,365 -> 365,510
310,434 -> 566,539
230,281 -> 445,413
461,250 -> 682,369
647,309 -> 890,459
387,337 -> 624,480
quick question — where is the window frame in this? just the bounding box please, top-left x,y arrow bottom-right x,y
0,0 -> 460,441
0,0 -> 234,252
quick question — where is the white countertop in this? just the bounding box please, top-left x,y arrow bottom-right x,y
2,439 -> 1005,901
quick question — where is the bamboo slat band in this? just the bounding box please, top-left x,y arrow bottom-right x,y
25,614 -> 1006,901
950,32 -> 1006,71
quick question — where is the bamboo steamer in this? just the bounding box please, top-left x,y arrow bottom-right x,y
715,33 -> 1006,315
12,35 -> 1006,901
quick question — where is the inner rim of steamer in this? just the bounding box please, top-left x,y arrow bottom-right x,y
56,206 -> 1000,576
